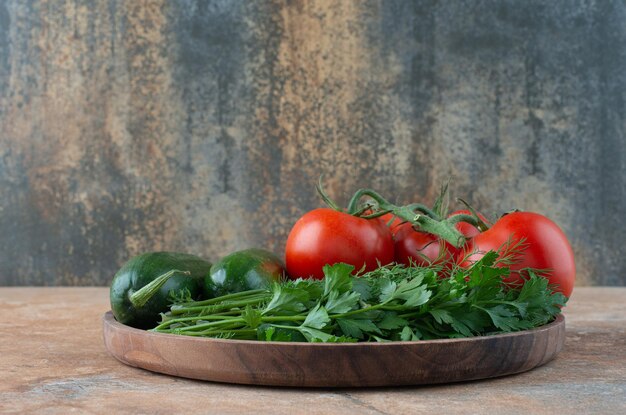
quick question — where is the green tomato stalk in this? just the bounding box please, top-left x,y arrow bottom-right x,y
316,177 -> 480,248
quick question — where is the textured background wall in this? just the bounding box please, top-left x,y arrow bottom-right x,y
0,0 -> 624,287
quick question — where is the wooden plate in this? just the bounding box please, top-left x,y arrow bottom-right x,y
102,311 -> 565,387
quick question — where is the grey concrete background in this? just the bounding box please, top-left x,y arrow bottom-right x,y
0,0 -> 624,286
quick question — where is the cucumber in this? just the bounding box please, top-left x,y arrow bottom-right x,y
110,252 -> 212,329
204,248 -> 285,298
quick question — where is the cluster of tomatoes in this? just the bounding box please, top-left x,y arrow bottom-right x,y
284,191 -> 576,298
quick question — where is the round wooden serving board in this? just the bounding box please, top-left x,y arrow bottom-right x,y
102,312 -> 565,387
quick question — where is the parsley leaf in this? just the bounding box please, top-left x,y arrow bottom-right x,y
241,305 -> 263,329
377,312 -> 409,330
299,327 -> 356,343
325,290 -> 361,314
337,318 -> 382,339
263,284 -> 309,315
159,251 -> 567,343
429,309 -> 455,325
302,304 -> 330,329
378,278 -> 397,303
400,326 -> 420,341
322,263 -> 354,297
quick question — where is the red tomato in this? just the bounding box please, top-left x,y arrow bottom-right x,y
378,212 -> 403,234
460,212 -> 575,297
393,224 -> 455,268
394,209 -> 488,268
450,209 -> 489,239
285,208 -> 394,279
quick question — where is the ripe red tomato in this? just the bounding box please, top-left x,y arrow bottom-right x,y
394,209 -> 488,268
285,208 -> 394,279
378,212 -> 403,234
460,212 -> 575,297
394,224 -> 455,268
451,209 -> 488,239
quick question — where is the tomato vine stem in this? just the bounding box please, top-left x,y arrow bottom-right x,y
457,198 -> 491,231
315,177 -> 490,248
347,188 -> 466,247
316,175 -> 343,212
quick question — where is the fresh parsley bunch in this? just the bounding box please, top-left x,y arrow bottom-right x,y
152,252 -> 566,342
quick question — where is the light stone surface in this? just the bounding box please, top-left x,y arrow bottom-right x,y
0,287 -> 624,414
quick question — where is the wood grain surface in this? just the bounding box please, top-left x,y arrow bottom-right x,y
102,312 -> 565,387
0,287 -> 624,414
1,1 -> 625,287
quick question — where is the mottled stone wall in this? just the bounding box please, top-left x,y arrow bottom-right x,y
0,0 -> 624,286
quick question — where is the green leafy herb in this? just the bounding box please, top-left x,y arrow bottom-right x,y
325,290 -> 360,314
301,304 -> 330,329
337,318 -> 381,339
151,253 -> 567,343
241,306 -> 263,329
263,284 -> 309,315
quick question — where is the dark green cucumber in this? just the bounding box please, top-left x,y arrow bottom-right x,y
110,252 -> 212,329
204,248 -> 285,298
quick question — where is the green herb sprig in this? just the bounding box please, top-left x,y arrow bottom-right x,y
151,252 -> 566,342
